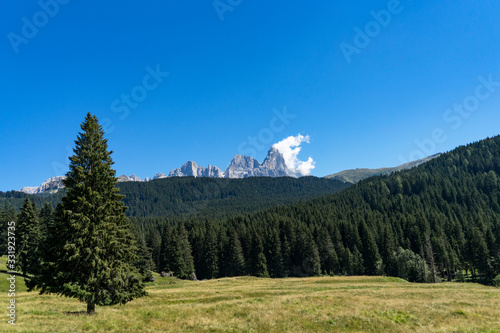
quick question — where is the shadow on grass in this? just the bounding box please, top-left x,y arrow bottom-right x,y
64,311 -> 91,316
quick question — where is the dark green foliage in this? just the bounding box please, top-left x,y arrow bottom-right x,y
267,229 -> 285,278
1,177 -> 349,220
252,233 -> 269,278
391,247 -> 431,283
145,228 -> 161,271
0,190 -> 64,213
117,176 -> 350,218
38,202 -> 54,242
164,224 -> 194,279
359,222 -> 381,275
316,228 -> 339,275
135,234 -> 155,282
200,224 -> 219,279
17,197 -> 41,275
129,135 -> 500,283
28,113 -> 146,314
7,127 -> 500,285
494,274 -> 500,287
224,230 -> 245,277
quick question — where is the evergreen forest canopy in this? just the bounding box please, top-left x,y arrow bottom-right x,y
2,125 -> 500,287
0,176 -> 350,219
128,135 -> 500,284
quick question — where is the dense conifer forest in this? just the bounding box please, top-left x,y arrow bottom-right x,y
2,135 -> 500,285
129,136 -> 500,283
0,176 -> 349,218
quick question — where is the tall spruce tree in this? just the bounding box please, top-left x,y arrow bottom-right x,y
28,113 -> 146,314
17,197 -> 40,276
202,224 -> 220,279
225,230 -> 245,277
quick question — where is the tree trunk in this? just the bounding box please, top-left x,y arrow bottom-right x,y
87,302 -> 95,315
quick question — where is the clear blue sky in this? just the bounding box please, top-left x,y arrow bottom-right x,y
1,1 -> 500,191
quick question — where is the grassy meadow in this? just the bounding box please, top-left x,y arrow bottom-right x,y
0,258 -> 499,332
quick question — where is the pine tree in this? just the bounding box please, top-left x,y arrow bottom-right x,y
226,230 -> 245,277
28,113 -> 146,314
145,228 -> 161,271
316,229 -> 339,276
359,222 -> 381,275
300,233 -> 321,276
202,224 -> 219,279
166,224 -> 194,279
178,224 -> 195,279
268,229 -> 285,278
253,233 -> 269,277
17,197 -> 40,276
159,223 -> 172,272
38,202 -> 54,242
135,233 -> 155,282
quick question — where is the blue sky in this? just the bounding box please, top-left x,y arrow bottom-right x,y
1,1 -> 500,191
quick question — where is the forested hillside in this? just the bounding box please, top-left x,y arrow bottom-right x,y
132,136 -> 500,283
0,176 -> 350,218
0,190 -> 64,212
118,176 -> 350,218
3,136 -> 500,285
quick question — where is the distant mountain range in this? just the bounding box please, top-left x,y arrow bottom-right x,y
18,148 -> 440,194
20,146 -> 292,194
324,154 -> 441,184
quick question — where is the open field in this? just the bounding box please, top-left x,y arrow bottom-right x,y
1,266 -> 499,333
0,259 -> 499,333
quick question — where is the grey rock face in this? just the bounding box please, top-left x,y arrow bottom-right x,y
20,176 -> 66,194
224,148 -> 291,178
17,146 -> 296,194
117,174 -> 143,182
223,155 -> 261,178
169,161 -> 224,178
153,173 -> 167,180
256,147 -> 290,177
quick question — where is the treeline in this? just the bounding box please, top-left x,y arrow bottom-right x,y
0,190 -> 64,212
1,176 -> 349,219
131,136 -> 500,284
3,135 -> 500,285
108,176 -> 350,218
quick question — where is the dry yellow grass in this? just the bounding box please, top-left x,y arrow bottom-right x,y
0,273 -> 499,332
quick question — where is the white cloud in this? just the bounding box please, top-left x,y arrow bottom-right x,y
272,134 -> 315,177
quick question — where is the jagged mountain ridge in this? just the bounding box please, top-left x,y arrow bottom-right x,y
18,150 -> 440,194
21,176 -> 67,195
19,147 -> 293,194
